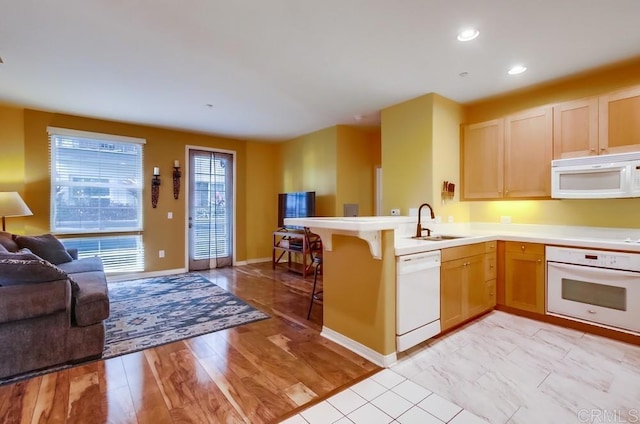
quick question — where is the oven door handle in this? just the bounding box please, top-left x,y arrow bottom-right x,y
547,261 -> 640,281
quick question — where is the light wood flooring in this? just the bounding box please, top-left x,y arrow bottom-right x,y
0,263 -> 379,424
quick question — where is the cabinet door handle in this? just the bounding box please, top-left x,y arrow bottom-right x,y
521,245 -> 525,251
537,259 -> 542,264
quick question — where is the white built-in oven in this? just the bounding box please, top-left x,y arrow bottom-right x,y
546,246 -> 640,334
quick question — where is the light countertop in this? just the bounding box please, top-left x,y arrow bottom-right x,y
283,216 -> 640,256
394,222 -> 640,256
284,216 -> 414,231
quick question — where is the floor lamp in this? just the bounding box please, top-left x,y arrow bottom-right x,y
0,192 -> 33,231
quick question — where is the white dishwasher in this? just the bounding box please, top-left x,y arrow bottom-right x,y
396,250 -> 441,352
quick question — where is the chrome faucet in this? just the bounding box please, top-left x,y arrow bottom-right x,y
416,203 -> 435,237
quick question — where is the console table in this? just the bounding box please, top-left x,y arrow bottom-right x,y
272,229 -> 315,278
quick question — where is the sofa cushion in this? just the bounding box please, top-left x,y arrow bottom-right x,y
13,233 -> 73,265
0,232 -> 19,252
0,251 -> 69,285
57,257 -> 104,275
0,279 -> 70,324
72,271 -> 109,326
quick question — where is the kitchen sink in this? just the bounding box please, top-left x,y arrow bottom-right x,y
412,235 -> 465,241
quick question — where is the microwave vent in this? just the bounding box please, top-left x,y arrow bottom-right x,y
552,151 -> 640,167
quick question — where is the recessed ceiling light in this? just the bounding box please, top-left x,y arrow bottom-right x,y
457,28 -> 479,42
508,65 -> 527,75
354,114 -> 365,121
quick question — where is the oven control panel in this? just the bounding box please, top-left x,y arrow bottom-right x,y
546,246 -> 640,272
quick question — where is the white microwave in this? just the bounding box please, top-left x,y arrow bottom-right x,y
551,152 -> 640,199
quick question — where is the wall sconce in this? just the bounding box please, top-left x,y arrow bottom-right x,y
151,167 -> 161,208
172,160 -> 182,200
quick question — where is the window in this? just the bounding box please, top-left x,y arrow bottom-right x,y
48,127 -> 145,273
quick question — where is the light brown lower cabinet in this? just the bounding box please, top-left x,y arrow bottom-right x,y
441,242 -> 496,331
503,242 -> 545,314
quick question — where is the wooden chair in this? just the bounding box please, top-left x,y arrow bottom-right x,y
304,227 -> 323,319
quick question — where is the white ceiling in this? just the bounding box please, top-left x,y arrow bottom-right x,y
1,0 -> 639,141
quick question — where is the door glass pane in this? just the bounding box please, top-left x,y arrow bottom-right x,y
561,278 -> 626,311
189,150 -> 233,270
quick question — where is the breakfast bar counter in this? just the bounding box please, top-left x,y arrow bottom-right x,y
285,216 -> 413,366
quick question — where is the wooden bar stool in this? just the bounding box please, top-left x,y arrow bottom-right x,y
304,228 -> 323,319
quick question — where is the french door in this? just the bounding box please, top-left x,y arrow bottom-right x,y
188,149 -> 234,270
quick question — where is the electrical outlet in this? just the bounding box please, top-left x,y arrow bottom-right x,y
390,208 -> 400,216
167,212 -> 173,219
448,216 -> 454,223
158,250 -> 165,258
500,216 -> 512,224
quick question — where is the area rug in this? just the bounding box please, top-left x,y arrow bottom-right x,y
0,273 -> 268,386
103,273 -> 269,358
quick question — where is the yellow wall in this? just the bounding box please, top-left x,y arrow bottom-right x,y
464,57 -> 640,228
278,125 -> 380,218
0,105 -> 29,233
431,94 -> 470,222
278,126 -> 337,217
245,141 -> 279,259
0,107 -> 279,271
336,126 -> 380,216
381,94 -> 434,216
381,93 -> 470,222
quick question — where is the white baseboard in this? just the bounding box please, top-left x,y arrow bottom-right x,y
106,268 -> 187,282
107,257 -> 270,282
321,326 -> 397,367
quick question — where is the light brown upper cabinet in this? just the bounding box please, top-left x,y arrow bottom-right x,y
505,107 -> 553,198
462,107 -> 552,200
599,85 -> 640,155
553,86 -> 640,159
553,97 -> 598,159
462,119 -> 504,199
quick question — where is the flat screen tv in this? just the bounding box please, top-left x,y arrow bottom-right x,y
278,191 -> 316,228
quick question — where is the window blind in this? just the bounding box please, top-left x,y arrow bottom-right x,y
48,127 -> 145,273
62,235 -> 144,273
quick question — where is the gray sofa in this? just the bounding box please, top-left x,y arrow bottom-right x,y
0,231 -> 109,380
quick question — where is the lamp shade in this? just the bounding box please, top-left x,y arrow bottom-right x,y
0,192 -> 33,219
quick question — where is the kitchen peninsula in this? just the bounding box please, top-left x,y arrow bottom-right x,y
286,217 -> 640,367
285,216 -> 414,366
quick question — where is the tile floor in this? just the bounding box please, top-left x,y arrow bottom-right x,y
281,368 -> 486,424
281,311 -> 640,424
